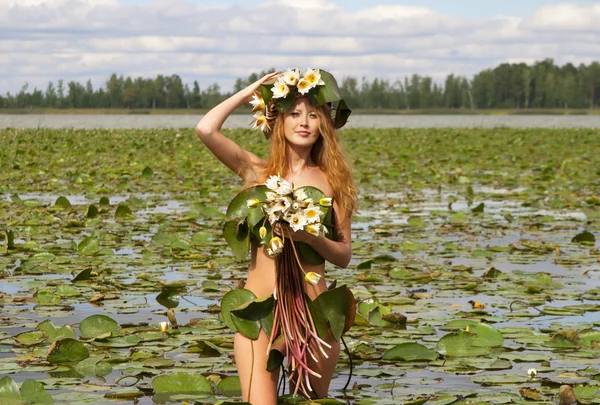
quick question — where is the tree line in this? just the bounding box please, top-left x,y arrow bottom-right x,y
2,59 -> 600,110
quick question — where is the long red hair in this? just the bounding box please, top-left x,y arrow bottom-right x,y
255,102 -> 358,219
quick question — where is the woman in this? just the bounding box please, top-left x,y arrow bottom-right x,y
195,69 -> 357,404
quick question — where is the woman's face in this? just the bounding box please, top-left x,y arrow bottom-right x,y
282,97 -> 321,149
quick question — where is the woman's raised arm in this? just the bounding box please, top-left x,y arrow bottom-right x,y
195,72 -> 279,181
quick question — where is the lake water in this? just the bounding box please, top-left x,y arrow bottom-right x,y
2,114 -> 600,129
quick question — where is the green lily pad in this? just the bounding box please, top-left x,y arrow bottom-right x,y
216,376 -> 242,396
54,196 -> 71,209
85,204 -> 98,218
0,376 -> 21,401
141,166 -> 153,179
115,204 -> 133,218
382,342 -> 438,361
79,315 -> 120,339
151,372 -> 212,393
573,385 -> 599,399
231,313 -> 260,340
72,268 -> 93,281
314,285 -> 355,340
14,330 -> 47,346
78,236 -> 100,255
221,289 -> 260,339
47,338 -> 89,364
223,219 -> 250,261
436,330 -> 492,357
572,231 -> 595,244
231,295 -> 274,321
20,379 -> 54,404
469,323 -> 504,347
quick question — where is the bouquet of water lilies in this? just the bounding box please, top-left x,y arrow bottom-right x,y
220,175 -> 355,398
250,175 -> 331,256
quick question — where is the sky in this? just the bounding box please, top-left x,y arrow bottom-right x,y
2,0 -> 600,94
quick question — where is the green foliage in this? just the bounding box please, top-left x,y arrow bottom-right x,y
4,60 -> 600,109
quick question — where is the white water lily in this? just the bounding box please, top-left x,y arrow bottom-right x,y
293,188 -> 308,201
265,175 -> 279,191
265,191 -> 279,202
304,271 -> 322,286
270,196 -> 291,214
265,175 -> 293,195
267,210 -> 281,225
251,112 -> 270,132
259,226 -> 267,239
304,204 -> 322,223
297,78 -> 311,95
272,78 -> 290,99
527,368 -> 537,378
288,211 -> 308,232
282,68 -> 300,86
250,92 -> 265,112
306,223 -> 321,237
304,68 -> 325,88
159,321 -> 168,332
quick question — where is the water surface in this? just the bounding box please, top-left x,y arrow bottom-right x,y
2,114 -> 600,129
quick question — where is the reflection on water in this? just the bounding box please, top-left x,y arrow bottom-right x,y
3,114 -> 600,129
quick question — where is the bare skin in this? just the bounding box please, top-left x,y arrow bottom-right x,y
196,73 -> 352,404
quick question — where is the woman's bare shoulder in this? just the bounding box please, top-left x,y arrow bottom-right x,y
306,167 -> 333,196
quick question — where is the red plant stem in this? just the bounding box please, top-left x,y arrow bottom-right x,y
269,223 -> 328,398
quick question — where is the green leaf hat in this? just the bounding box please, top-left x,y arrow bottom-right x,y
250,68 -> 351,139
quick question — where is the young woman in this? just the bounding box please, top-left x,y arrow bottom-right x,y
195,69 -> 357,404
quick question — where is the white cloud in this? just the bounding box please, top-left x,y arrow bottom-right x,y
1,0 -> 599,94
524,3 -> 600,32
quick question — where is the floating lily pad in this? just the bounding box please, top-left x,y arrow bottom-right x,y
79,315 -> 120,339
382,342 -> 438,361
151,372 -> 212,393
216,376 -> 242,396
436,330 -> 492,357
47,338 -> 89,364
0,376 -> 21,401
20,379 -> 54,404
14,330 -> 47,346
78,236 -> 99,255
572,231 -> 595,244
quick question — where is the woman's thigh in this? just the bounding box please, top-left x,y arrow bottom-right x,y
234,330 -> 280,405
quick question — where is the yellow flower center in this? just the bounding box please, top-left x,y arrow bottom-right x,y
306,73 -> 317,84
298,80 -> 309,90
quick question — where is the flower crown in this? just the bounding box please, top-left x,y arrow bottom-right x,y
250,68 -> 351,139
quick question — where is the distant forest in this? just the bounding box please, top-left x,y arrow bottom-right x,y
2,59 -> 600,110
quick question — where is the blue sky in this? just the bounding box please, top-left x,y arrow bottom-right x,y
1,0 -> 600,93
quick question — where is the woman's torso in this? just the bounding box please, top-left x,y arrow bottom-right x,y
243,166 -> 333,300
